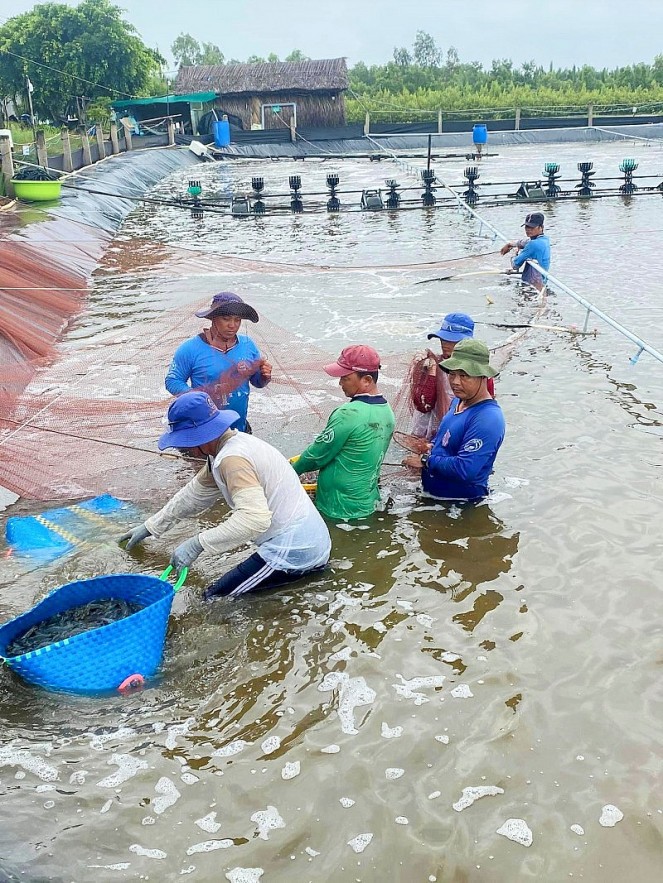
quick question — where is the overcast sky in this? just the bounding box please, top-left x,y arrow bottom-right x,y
0,0 -> 660,74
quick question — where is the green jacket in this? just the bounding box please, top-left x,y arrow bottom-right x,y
294,395 -> 395,520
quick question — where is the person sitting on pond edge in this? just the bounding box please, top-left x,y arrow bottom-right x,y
501,211 -> 550,292
292,345 -> 395,521
165,292 -> 272,433
402,338 -> 505,500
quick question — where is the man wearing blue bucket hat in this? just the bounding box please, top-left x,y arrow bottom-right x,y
409,312 -> 494,446
120,391 -> 331,598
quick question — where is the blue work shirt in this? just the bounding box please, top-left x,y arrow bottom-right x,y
422,397 -> 506,500
165,333 -> 266,431
512,234 -> 550,287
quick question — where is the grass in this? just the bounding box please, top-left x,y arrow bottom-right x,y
3,122 -> 83,159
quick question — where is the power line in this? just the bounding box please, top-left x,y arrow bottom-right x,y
0,47 -> 138,99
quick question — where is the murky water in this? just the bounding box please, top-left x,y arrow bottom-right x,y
1,140 -> 662,881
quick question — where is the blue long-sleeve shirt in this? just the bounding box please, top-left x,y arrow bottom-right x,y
512,234 -> 550,287
165,333 -> 267,431
422,398 -> 506,500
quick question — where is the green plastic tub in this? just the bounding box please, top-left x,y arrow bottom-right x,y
12,179 -> 62,202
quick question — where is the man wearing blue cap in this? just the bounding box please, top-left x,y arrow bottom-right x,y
500,212 -> 550,291
120,391 -> 331,597
165,292 -> 272,432
410,312 -> 494,445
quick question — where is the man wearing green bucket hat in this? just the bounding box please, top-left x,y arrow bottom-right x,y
402,339 -> 505,500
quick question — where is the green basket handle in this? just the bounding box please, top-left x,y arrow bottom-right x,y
159,565 -> 188,592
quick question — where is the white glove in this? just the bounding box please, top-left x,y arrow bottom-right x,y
171,536 -> 204,572
119,524 -> 151,551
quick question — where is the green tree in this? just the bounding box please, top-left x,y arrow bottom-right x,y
172,33 -> 224,67
393,46 -> 412,67
246,55 -> 266,64
285,49 -> 309,62
267,52 -> 280,63
0,0 -> 163,120
413,31 -> 441,68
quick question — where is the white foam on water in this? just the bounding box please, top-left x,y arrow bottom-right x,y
213,739 -> 250,758
386,768 -> 405,780
395,816 -> 409,825
97,753 -> 148,788
371,621 -> 387,633
381,723 -> 403,739
453,786 -> 504,812
428,791 -> 441,800
496,818 -> 533,847
225,869 -> 264,883
330,646 -> 353,662
88,863 -> 131,871
435,734 -> 450,745
260,736 -> 281,755
69,770 -> 87,785
165,717 -> 196,750
36,784 -> 55,793
153,777 -> 181,815
100,799 -> 113,814
451,684 -> 474,699
328,593 -> 361,615
318,672 -> 376,735
88,727 -> 136,751
305,847 -> 320,857
440,652 -> 461,663
321,744 -> 340,754
43,800 -> 55,809
251,805 -> 286,840
347,833 -> 373,854
599,804 -> 624,827
129,845 -> 167,859
416,614 -> 435,628
570,824 -> 585,835
181,866 -> 196,875
195,812 -> 221,834
0,746 -> 59,782
340,797 -> 355,808
281,761 -> 301,780
186,839 -> 233,854
396,600 -> 414,610
142,817 -> 155,826
181,772 -> 198,785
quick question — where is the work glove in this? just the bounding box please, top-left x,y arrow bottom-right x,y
119,524 -> 151,551
171,535 -> 204,572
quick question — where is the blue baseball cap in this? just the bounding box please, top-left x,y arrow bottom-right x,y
427,312 -> 475,343
158,392 -> 240,450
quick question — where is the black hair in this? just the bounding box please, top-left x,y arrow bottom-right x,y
357,370 -> 379,383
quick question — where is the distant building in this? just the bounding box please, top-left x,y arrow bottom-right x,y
173,58 -> 348,131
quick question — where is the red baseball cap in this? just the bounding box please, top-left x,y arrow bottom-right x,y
324,345 -> 382,377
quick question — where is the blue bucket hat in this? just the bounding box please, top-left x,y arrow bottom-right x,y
158,392 -> 240,450
427,312 -> 475,343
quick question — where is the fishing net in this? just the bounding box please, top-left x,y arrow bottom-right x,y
0,232 -> 539,504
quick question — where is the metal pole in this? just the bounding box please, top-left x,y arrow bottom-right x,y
427,134 -> 432,173
26,75 -> 38,164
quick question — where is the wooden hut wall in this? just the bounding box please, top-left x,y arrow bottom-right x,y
214,91 -> 345,129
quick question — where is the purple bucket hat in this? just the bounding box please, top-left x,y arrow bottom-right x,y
195,292 -> 259,323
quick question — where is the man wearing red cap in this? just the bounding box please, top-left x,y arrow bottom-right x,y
292,345 -> 395,520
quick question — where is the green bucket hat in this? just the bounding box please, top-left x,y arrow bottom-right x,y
440,338 -> 498,378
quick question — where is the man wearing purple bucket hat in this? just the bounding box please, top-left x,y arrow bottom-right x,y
410,312 -> 494,446
165,292 -> 272,432
120,391 -> 331,598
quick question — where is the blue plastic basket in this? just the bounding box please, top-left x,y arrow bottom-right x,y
0,567 -> 186,694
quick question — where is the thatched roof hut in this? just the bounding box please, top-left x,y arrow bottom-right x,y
173,58 -> 348,130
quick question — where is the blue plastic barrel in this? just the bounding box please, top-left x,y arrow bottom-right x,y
472,123 -> 488,145
213,119 -> 231,148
